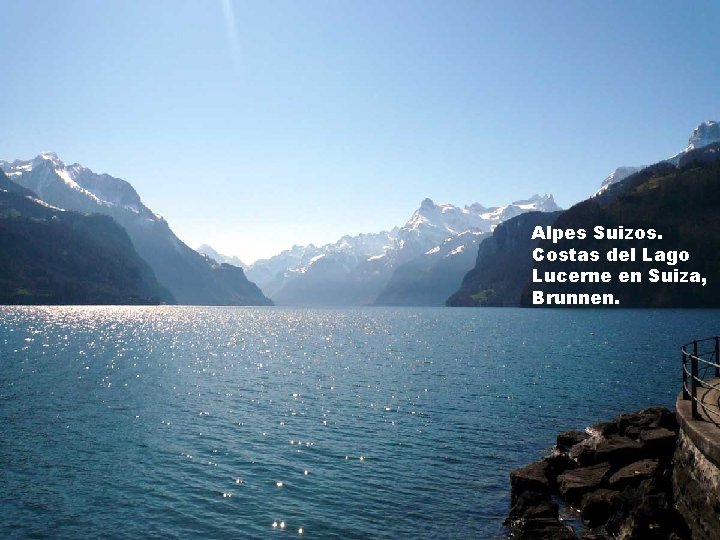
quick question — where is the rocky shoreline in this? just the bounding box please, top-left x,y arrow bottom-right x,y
506,407 -> 690,539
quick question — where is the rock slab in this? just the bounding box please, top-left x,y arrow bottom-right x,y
558,463 -> 611,503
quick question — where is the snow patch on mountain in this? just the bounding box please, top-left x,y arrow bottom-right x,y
447,245 -> 465,257
25,195 -> 64,211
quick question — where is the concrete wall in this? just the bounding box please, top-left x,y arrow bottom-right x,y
674,399 -> 720,539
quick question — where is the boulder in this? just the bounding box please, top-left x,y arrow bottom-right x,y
593,436 -> 643,466
624,425 -> 643,440
639,427 -> 677,458
513,518 -> 576,539
608,459 -> 662,491
505,491 -> 573,540
614,407 -> 677,436
569,438 -> 599,466
605,480 -> 681,539
557,429 -> 590,450
506,490 -> 558,522
581,527 -> 613,539
558,463 -> 612,504
510,461 -> 551,503
589,422 -> 617,438
569,435 -> 644,467
581,489 -> 621,528
545,448 -> 577,478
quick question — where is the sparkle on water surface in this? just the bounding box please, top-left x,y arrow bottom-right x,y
1,306 -> 717,539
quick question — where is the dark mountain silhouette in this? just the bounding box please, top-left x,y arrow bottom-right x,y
520,144 -> 720,307
1,154 -> 272,305
0,170 -> 173,304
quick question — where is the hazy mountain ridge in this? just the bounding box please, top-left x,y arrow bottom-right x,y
245,229 -> 398,301
0,170 -> 172,304
244,194 -> 560,305
197,244 -> 246,269
375,230 -> 488,306
0,154 -> 272,306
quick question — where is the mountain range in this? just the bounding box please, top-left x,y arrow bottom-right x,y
449,120 -> 720,307
0,153 -> 271,306
0,169 -> 171,304
3,120 -> 716,308
237,194 -> 561,306
2,152 -> 560,308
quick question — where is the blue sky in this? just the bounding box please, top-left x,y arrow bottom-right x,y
1,1 -> 719,262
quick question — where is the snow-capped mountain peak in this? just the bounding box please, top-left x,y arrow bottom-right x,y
420,197 -> 435,211
1,152 -> 271,305
36,151 -> 63,165
475,194 -> 559,224
597,120 -> 720,194
510,193 -> 558,210
667,120 -> 720,165
688,120 -> 720,150
596,166 -> 644,195
0,153 -> 156,219
400,194 -> 560,247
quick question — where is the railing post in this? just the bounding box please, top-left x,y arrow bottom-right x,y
715,336 -> 719,378
682,348 -> 689,400
692,340 -> 699,419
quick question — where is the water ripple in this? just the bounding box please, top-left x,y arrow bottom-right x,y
0,306 -> 716,538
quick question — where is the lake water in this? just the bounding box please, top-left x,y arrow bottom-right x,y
1,306 -> 716,539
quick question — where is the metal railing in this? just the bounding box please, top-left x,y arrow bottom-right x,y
682,336 -> 720,422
